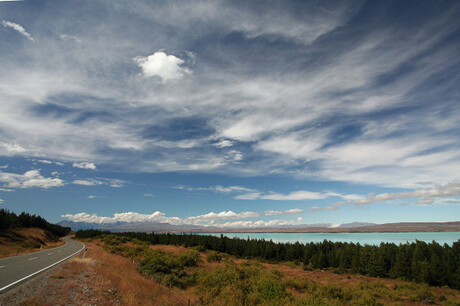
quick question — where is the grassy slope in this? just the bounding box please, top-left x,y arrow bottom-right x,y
4,237 -> 459,305
76,238 -> 460,305
0,227 -> 65,258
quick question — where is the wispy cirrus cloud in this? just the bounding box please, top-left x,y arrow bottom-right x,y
72,178 -> 125,188
264,209 -> 304,216
2,20 -> 34,41
0,1 -> 458,192
312,180 -> 460,211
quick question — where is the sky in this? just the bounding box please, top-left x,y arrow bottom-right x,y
0,0 -> 459,227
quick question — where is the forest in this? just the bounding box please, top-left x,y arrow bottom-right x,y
76,230 -> 460,290
0,209 -> 71,237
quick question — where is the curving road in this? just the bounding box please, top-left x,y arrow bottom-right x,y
0,236 -> 85,293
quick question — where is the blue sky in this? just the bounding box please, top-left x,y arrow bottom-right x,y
0,0 -> 459,226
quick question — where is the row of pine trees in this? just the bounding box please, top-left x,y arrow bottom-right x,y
0,209 -> 70,237
76,230 -> 460,289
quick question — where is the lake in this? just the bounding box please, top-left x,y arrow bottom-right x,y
197,232 -> 460,245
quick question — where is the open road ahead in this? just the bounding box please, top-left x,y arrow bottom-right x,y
0,236 -> 85,293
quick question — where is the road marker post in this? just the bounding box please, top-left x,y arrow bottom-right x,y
82,248 -> 87,259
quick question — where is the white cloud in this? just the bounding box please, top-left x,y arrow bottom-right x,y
0,1 -> 458,192
0,188 -> 13,192
2,20 -> 34,41
0,165 -> 8,169
238,190 -> 326,201
62,210 -> 259,226
72,178 -> 124,188
36,159 -> 64,166
87,195 -> 105,199
264,209 -> 304,216
211,185 -> 256,193
235,192 -> 261,200
59,34 -> 81,42
0,169 -> 65,189
173,185 -> 256,194
185,210 -> 259,223
0,142 -> 28,156
144,193 -> 154,197
313,180 -> 460,211
0,198 -> 3,204
73,179 -> 102,186
133,51 -> 191,82
414,198 -> 434,205
261,191 -> 326,201
37,159 -> 52,164
214,140 -> 233,148
73,162 -> 96,170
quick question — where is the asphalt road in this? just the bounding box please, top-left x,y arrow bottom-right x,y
0,236 -> 85,293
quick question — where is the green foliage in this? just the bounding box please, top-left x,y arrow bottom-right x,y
196,262 -> 290,305
206,250 -> 223,262
76,229 -> 460,290
0,209 -> 70,237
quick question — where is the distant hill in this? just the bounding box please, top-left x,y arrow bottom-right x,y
337,222 -> 377,228
56,220 -> 210,233
56,220 -> 460,233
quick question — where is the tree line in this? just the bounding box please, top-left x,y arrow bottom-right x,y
0,209 -> 71,237
76,229 -> 460,289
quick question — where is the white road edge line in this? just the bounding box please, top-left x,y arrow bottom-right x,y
0,241 -> 85,293
0,266 -> 5,268
28,257 -> 37,261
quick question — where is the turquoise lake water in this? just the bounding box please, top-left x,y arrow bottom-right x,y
197,232 -> 460,246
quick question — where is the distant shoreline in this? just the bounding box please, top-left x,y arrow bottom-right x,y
186,222 -> 460,234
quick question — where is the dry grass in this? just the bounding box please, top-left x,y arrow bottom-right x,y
0,227 -> 65,258
83,240 -> 197,305
4,237 -> 459,305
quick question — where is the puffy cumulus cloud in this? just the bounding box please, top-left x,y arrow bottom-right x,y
61,210 -> 306,228
264,209 -> 303,216
73,178 -> 125,188
312,180 -> 460,211
73,162 -> 96,170
2,20 -> 34,41
0,169 -> 65,189
219,217 -> 303,228
133,51 -> 191,82
61,210 -> 258,226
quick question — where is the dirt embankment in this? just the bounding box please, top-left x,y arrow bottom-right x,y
0,227 -> 65,258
